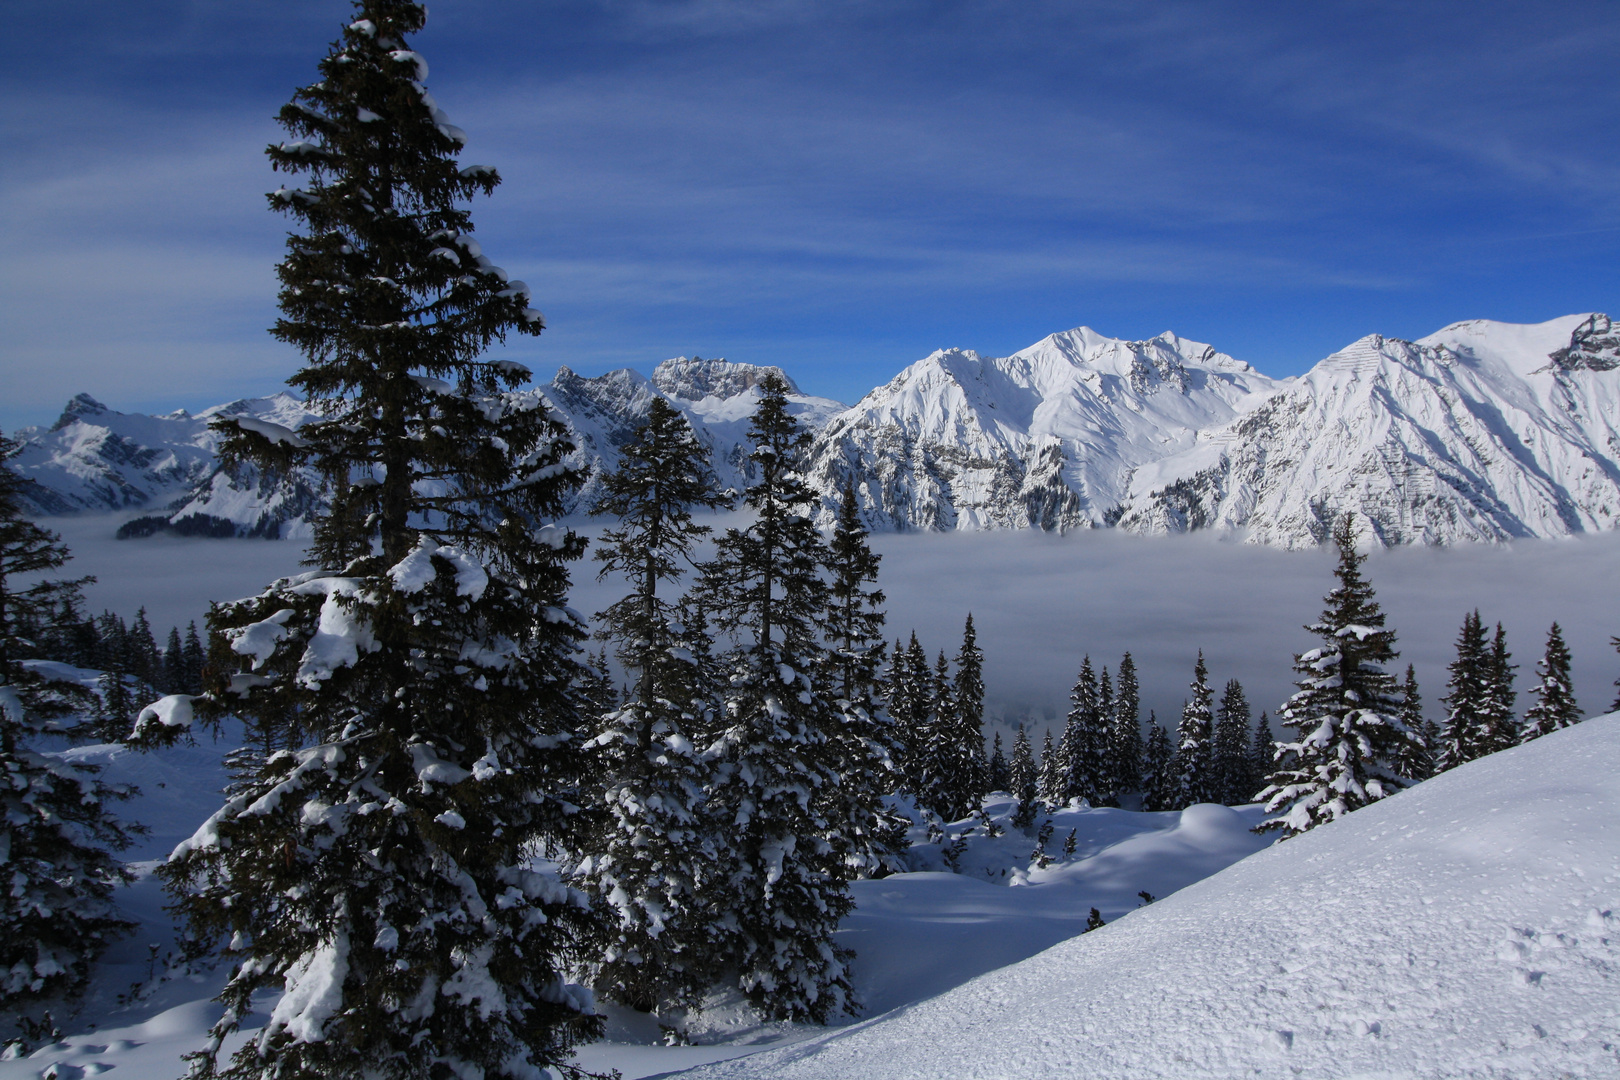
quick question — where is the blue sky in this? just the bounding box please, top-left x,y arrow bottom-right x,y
3,0 -> 1618,431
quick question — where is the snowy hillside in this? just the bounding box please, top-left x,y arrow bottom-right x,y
1114,314 -> 1620,548
804,328 -> 1282,531
674,712 -> 1620,1080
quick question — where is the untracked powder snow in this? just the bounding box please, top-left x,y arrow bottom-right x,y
670,713 -> 1620,1079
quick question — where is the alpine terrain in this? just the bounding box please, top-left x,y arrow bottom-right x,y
12,315 -> 1620,548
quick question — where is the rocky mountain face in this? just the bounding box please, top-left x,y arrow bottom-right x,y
801,328 -> 1282,532
14,316 -> 1620,548
10,393 -> 325,537
10,358 -> 843,537
1110,314 -> 1620,548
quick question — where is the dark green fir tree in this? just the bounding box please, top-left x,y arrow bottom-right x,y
1249,710 -> 1276,801
1259,516 -> 1422,838
1480,622 -> 1519,752
1175,652 -> 1215,806
1008,723 -> 1037,804
988,731 -> 1010,792
1436,610 -> 1489,772
1213,679 -> 1252,805
1061,656 -> 1108,805
1393,664 -> 1433,781
1142,713 -> 1178,812
1108,652 -> 1142,803
577,394 -> 729,1014
689,373 -> 864,1022
1,430 -> 135,1009
1522,622 -> 1581,740
138,7 -> 603,1077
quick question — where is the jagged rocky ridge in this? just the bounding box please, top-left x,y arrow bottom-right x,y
12,315 -> 1620,547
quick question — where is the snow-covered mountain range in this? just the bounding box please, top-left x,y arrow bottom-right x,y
12,314 -> 1620,548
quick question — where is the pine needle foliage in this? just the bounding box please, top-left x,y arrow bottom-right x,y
1175,652 -> 1215,807
1259,516 -> 1421,838
140,7 -> 604,1078
691,374 -> 862,1023
578,395 -> 728,1013
0,431 -> 135,1007
1522,622 -> 1581,740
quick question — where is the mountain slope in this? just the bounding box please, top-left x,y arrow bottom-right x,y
1113,314 -> 1620,548
673,712 -> 1620,1080
803,328 -> 1282,531
10,393 -> 325,536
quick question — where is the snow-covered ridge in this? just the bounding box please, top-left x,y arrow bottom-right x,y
803,327 -> 1283,532
16,315 -> 1620,547
676,711 -> 1620,1080
1111,314 -> 1620,548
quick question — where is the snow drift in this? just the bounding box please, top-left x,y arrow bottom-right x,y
672,713 -> 1620,1079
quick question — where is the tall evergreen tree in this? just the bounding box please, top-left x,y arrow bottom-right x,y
162,625 -> 187,694
689,373 -> 865,1021
0,430 -> 134,1007
1436,610 -> 1489,772
1037,727 -> 1064,806
182,621 -> 206,695
1008,723 -> 1037,803
1213,679 -> 1252,805
1141,714 -> 1178,812
1259,516 -> 1421,838
1249,711 -> 1275,802
577,395 -> 728,1014
142,8 -> 603,1077
1391,664 -> 1432,781
1108,652 -> 1142,802
918,649 -> 979,820
950,614 -> 989,810
825,482 -> 887,703
1522,622 -> 1581,740
1175,652 -> 1215,806
1061,656 -> 1108,805
1480,622 -> 1519,752
818,483 -> 906,881
987,732 -> 1010,793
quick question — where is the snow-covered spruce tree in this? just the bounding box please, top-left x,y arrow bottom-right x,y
819,480 -> 906,879
882,633 -> 929,796
949,614 -> 989,811
1141,714 -> 1177,812
1175,652 -> 1215,807
142,7 -> 604,1077
1249,711 -> 1275,802
1036,727 -> 1064,806
1435,610 -> 1489,772
1008,724 -> 1037,804
1108,652 -> 1142,804
0,430 -> 136,1008
1060,656 -> 1107,805
576,394 -> 729,1014
1258,516 -> 1422,838
1213,679 -> 1252,805
1096,666 -> 1114,804
1392,664 -> 1433,781
917,650 -> 971,819
1522,622 -> 1580,741
688,373 -> 860,1022
1480,622 -> 1519,752
987,732 -> 1009,792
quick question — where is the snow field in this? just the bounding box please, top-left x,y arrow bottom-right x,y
670,713 -> 1620,1079
3,737 -> 1274,1080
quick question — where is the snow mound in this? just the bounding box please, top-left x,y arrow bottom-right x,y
672,713 -> 1620,1079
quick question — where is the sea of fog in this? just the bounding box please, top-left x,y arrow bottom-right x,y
40,513 -> 1620,747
